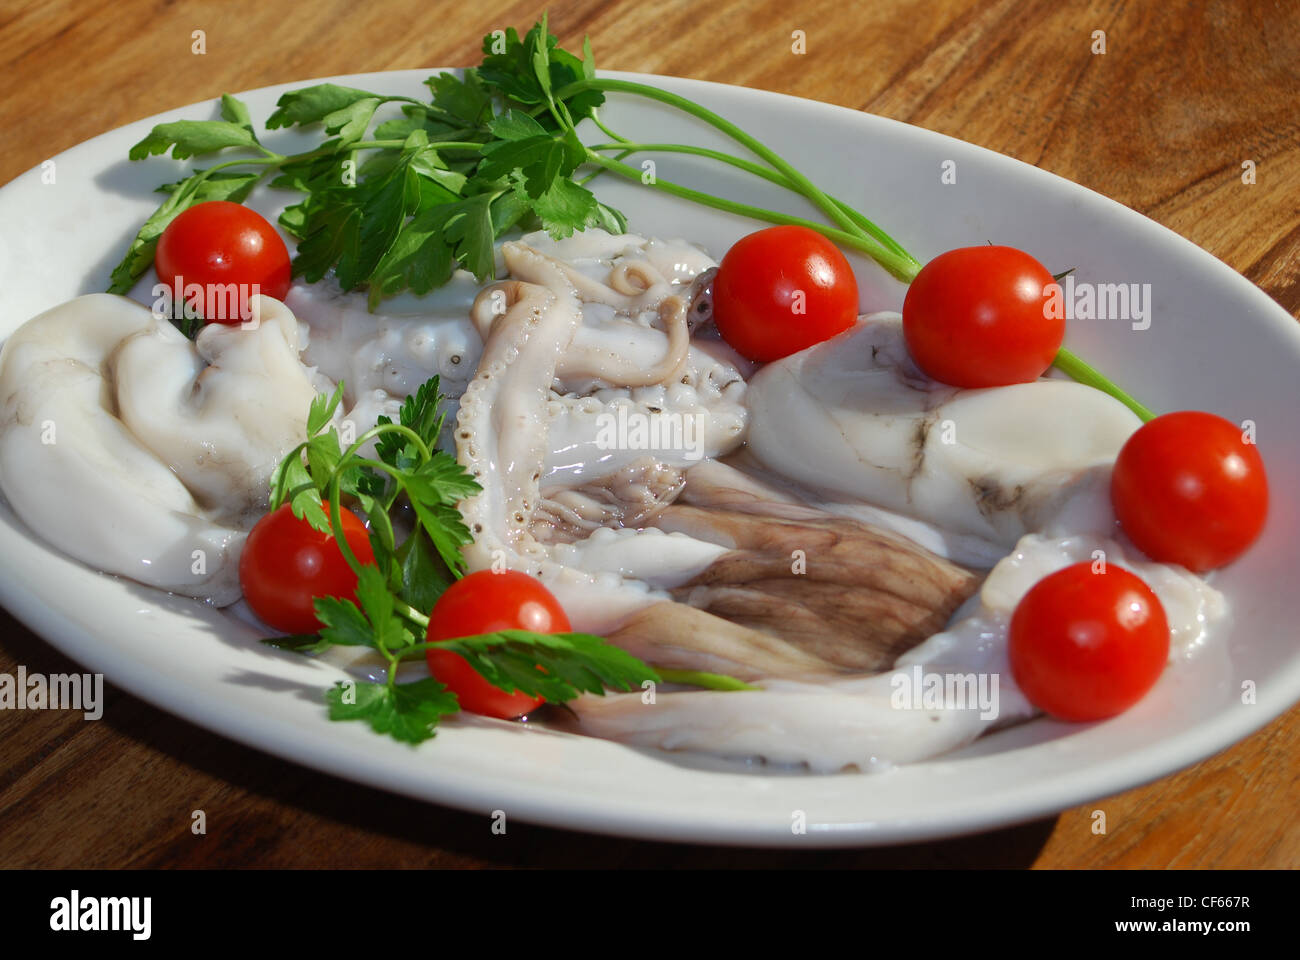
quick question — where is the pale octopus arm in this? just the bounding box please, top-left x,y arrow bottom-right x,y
0,293 -> 338,605
567,531 -> 1224,773
456,242 -> 679,630
0,295 -> 246,603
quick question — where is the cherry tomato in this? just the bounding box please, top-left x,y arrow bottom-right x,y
425,570 -> 570,720
712,225 -> 859,362
1009,562 -> 1169,722
239,502 -> 375,634
902,245 -> 1063,387
154,200 -> 292,323
1111,411 -> 1268,572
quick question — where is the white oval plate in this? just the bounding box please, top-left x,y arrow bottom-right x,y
1,70 -> 1297,848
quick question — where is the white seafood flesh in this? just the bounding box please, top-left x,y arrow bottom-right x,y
0,293 -> 364,604
0,295 -> 247,602
0,221 -> 1233,775
745,314 -> 1142,550
443,233 -> 1226,772
453,236 -> 751,631
114,296 -> 319,526
529,230 -> 749,489
286,271 -> 484,448
568,531 -> 1226,773
287,229 -> 748,480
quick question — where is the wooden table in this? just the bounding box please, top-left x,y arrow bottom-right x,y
0,0 -> 1295,867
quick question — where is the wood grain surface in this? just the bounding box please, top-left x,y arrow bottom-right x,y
0,0 -> 1296,867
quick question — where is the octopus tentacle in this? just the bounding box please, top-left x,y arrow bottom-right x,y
454,235 -> 751,634
542,254 -> 667,314
456,244 -> 582,573
455,242 -> 698,631
532,457 -> 686,543
469,279 -> 529,342
609,260 -> 667,296
554,295 -> 691,387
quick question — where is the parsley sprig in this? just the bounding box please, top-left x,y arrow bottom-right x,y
108,16 -> 628,310
108,13 -> 924,309
262,375 -> 663,743
110,13 -> 1149,415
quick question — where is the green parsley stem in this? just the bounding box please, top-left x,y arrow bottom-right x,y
325,490 -> 365,590
265,139 -> 480,172
580,134 -> 1147,416
319,422 -> 437,581
540,95 -> 568,132
590,108 -> 631,144
167,154 -> 283,217
656,668 -> 758,691
582,149 -> 919,281
383,95 -> 432,108
342,422 -> 434,471
395,601 -> 431,629
557,77 -> 877,247
269,441 -> 309,511
554,98 -> 579,134
586,141 -> 919,269
578,147 -> 633,186
320,476 -> 397,675
277,481 -> 321,507
387,643 -> 754,692
1053,347 -> 1157,422
285,139 -> 397,160
205,153 -> 285,170
390,639 -> 502,661
403,140 -> 486,152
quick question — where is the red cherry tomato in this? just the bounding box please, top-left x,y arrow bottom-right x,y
1009,562 -> 1169,722
425,570 -> 571,719
239,502 -> 375,634
712,225 -> 859,362
154,200 -> 292,324
902,245 -> 1063,387
1111,411 -> 1268,572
